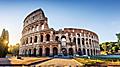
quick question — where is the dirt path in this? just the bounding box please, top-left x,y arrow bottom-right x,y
36,58 -> 83,67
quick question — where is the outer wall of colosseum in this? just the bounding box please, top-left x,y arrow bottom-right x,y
19,9 -> 100,57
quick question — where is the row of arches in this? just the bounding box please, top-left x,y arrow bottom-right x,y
23,18 -> 47,34
55,35 -> 94,47
23,34 -> 99,49
22,34 -> 50,45
24,47 -> 75,56
25,47 -> 58,56
23,47 -> 97,56
78,48 -> 97,56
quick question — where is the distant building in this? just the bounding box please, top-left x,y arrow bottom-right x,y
19,8 -> 100,56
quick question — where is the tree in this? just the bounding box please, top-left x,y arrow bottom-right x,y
0,29 -> 9,57
116,33 -> 120,48
8,43 -> 20,56
100,42 -> 118,54
116,33 -> 120,41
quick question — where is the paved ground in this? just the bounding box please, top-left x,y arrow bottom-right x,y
0,57 -> 83,67
36,58 -> 83,67
0,58 -> 10,64
9,57 -> 50,64
0,57 -> 50,65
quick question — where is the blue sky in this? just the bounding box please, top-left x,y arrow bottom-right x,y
0,0 -> 120,44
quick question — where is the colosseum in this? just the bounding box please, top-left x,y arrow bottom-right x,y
19,8 -> 100,57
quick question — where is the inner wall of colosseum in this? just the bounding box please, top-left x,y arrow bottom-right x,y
19,9 -> 100,57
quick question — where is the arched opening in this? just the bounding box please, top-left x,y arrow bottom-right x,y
25,49 -> 27,56
34,36 -> 37,43
55,36 -> 59,41
53,47 -> 58,56
62,48 -> 67,56
87,49 -> 90,56
61,35 -> 66,41
45,47 -> 50,56
61,35 -> 66,39
89,39 -> 91,45
26,38 -> 28,44
77,33 -> 80,37
77,38 -> 80,45
28,49 -> 31,57
73,37 -> 76,44
86,38 -> 89,47
33,48 -> 36,57
93,40 -> 95,47
69,48 -> 73,55
46,34 -> 50,41
69,37 -> 71,42
82,38 -> 85,45
30,37 -> 32,43
83,48 -> 86,55
91,49 -> 93,55
39,48 -> 42,56
94,49 -> 96,55
40,35 -> 43,42
78,48 -> 82,55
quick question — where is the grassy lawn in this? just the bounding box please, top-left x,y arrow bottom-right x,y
74,58 -> 120,66
74,58 -> 108,66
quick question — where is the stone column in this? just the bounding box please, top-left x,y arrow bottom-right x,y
89,49 -> 91,56
19,48 -> 22,56
27,37 -> 29,45
50,45 -> 53,56
29,26 -> 32,33
59,34 -> 62,42
81,48 -> 83,55
34,26 -> 36,32
66,33 -> 69,43
88,38 -> 91,55
92,49 -> 94,55
31,49 -> 33,56
38,24 -> 40,31
50,31 -> 53,41
67,46 -> 69,54
84,37 -> 88,55
38,35 -> 40,44
32,36 -> 34,44
76,33 -> 79,52
85,49 -> 88,55
39,23 -> 42,31
58,44 -> 61,54
27,49 -> 29,56
80,33 -> 83,49
22,49 -> 24,56
92,41 -> 94,55
42,46 -> 45,56
33,25 -> 35,32
43,33 -> 46,42
71,33 -> 73,42
73,46 -> 76,54
36,45 -> 39,56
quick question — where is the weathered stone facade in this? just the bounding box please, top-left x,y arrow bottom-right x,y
19,8 -> 100,56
